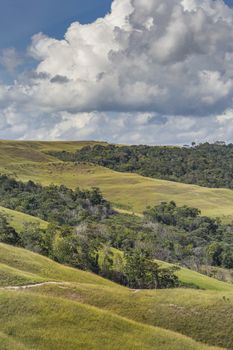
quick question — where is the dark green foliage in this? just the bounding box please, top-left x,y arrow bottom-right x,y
143,202 -> 233,269
0,213 -> 20,245
144,201 -> 201,228
0,175 -> 113,226
49,142 -> 233,189
124,250 -> 179,289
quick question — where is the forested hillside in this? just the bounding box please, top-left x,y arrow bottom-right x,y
50,143 -> 233,189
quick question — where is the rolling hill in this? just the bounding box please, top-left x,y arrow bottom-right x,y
0,243 -> 229,350
1,141 -> 233,220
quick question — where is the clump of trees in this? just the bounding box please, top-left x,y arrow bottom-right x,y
124,250 -> 179,289
0,213 -> 20,245
49,142 -> 233,189
0,175 -> 113,225
143,201 -> 233,269
0,215 -> 178,289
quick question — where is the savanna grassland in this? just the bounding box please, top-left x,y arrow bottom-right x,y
1,141 -> 233,220
1,140 -> 233,350
0,243 -> 230,350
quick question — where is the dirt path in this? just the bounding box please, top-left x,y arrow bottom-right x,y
0,281 -> 64,290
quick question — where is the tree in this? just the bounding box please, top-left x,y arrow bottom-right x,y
124,250 -> 178,289
0,213 -> 19,245
207,242 -> 224,266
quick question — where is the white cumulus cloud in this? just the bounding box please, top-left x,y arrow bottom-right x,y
1,0 -> 233,143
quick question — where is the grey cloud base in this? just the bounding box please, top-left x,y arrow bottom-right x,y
0,0 -> 233,143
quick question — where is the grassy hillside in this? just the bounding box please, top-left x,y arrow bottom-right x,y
0,243 -> 228,350
0,140 -> 106,164
1,141 -> 233,220
0,290 -> 222,350
2,141 -> 233,349
0,206 -> 48,232
34,282 -> 233,349
156,260 -> 233,291
3,160 -> 233,220
0,243 -> 115,287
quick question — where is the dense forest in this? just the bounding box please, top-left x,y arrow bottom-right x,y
49,142 -> 233,189
0,175 -> 113,225
1,175 -> 233,289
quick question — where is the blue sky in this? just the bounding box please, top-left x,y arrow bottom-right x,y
225,0 -> 233,7
0,0 -> 112,50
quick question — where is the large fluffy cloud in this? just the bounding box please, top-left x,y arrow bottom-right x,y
1,0 -> 233,143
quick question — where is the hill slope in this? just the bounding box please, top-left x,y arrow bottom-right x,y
0,243 -> 233,349
3,160 -> 233,220
0,206 -> 48,232
1,141 -> 233,220
0,290 -> 223,350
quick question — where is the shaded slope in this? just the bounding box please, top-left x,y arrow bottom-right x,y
0,291 -> 222,350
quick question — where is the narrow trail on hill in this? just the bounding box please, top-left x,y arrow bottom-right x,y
0,281 -> 64,290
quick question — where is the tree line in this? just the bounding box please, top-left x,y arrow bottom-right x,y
49,142 -> 233,189
0,174 -> 113,225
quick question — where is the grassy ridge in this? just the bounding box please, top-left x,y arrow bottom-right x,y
0,291 -> 222,350
0,140 -> 106,164
0,206 -> 48,232
0,263 -> 46,287
156,260 -> 233,291
31,280 -> 233,349
0,243 -> 116,287
0,243 -> 232,349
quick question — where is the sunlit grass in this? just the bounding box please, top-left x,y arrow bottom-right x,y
0,243 -> 232,349
0,206 -> 48,232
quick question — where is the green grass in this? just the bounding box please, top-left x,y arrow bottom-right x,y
0,140 -> 106,164
1,243 -> 233,349
3,159 -> 233,221
155,260 -> 233,291
199,265 -> 233,284
0,206 -> 48,232
0,332 -> 32,350
1,141 -> 233,220
0,246 -> 224,350
0,263 -> 46,287
0,243 -> 116,287
31,280 -> 233,349
0,290 -> 222,350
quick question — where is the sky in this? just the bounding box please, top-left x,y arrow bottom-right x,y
1,0 -> 233,144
